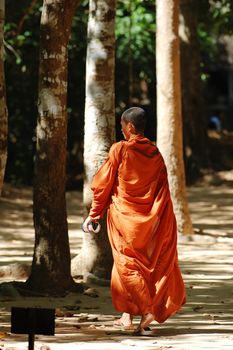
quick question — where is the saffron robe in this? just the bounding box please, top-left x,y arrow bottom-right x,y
89,135 -> 186,323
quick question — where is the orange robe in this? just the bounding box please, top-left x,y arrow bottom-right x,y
89,135 -> 186,323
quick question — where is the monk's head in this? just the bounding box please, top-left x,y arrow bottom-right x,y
121,107 -> 146,140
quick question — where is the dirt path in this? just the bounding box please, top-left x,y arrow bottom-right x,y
0,177 -> 233,349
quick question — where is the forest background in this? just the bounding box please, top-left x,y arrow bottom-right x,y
5,0 -> 233,188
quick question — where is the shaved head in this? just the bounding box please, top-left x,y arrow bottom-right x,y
121,107 -> 146,133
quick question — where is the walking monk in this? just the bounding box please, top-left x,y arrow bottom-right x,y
83,107 -> 186,333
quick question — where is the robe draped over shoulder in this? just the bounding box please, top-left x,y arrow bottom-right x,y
89,135 -> 186,323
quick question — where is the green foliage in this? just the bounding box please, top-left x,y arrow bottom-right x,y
198,0 -> 233,63
115,0 -> 155,105
4,0 -> 88,185
5,1 -> 42,184
116,0 -> 155,64
4,0 -> 233,184
209,0 -> 233,35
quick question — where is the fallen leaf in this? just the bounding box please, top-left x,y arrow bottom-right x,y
55,308 -> 65,317
193,306 -> 203,312
77,315 -> 88,322
89,324 -> 96,329
0,331 -> 8,339
84,288 -> 99,298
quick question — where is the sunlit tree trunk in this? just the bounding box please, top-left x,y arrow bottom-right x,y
71,0 -> 116,283
128,2 -> 133,106
0,0 -> 7,196
179,0 -> 207,182
156,0 -> 193,235
27,0 -> 79,294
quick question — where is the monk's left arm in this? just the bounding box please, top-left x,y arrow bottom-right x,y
89,142 -> 123,220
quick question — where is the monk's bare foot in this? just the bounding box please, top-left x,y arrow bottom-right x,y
135,313 -> 154,333
113,312 -> 134,330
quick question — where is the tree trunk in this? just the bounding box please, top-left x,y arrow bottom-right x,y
71,0 -> 116,284
128,2 -> 133,107
156,0 -> 193,235
27,0 -> 79,294
0,0 -> 7,196
179,0 -> 207,183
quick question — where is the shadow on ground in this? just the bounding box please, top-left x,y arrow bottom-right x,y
0,177 -> 233,349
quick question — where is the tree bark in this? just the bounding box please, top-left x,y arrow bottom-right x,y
0,0 -> 7,196
179,0 -> 207,182
71,0 -> 116,283
156,0 -> 193,235
27,0 -> 79,294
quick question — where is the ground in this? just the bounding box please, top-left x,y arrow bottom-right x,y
0,171 -> 233,350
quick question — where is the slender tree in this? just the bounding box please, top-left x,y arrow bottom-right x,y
0,0 -> 7,195
179,0 -> 207,181
156,0 -> 193,235
71,0 -> 116,283
27,0 -> 79,294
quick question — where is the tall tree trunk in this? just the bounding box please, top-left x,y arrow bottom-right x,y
128,2 -> 133,106
0,0 -> 7,196
27,0 -> 79,294
179,0 -> 207,182
156,0 -> 193,235
71,0 -> 116,283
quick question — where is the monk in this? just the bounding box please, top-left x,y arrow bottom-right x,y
83,107 -> 186,333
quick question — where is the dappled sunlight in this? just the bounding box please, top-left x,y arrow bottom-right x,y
68,216 -> 83,225
0,185 -> 84,263
1,183 -> 233,348
189,186 -> 233,237
188,185 -> 233,237
0,227 -> 34,237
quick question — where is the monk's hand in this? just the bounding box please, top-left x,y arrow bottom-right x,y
82,216 -> 101,233
82,216 -> 92,232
